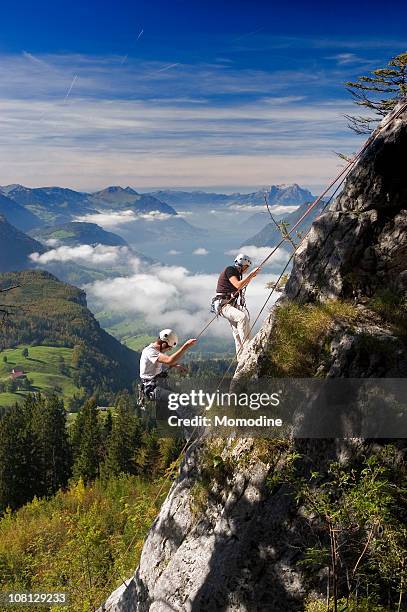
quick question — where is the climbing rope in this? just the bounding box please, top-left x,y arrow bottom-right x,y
110,99 -> 407,596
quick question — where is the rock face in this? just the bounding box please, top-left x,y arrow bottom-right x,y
100,439 -> 316,612
99,103 -> 407,611
285,102 -> 407,302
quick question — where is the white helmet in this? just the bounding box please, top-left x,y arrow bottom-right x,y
159,328 -> 178,347
234,253 -> 252,268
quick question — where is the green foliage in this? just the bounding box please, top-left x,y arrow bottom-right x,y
103,395 -> 142,477
0,270 -> 139,394
0,399 -> 38,511
189,481 -> 209,518
0,391 -> 181,514
295,446 -> 407,610
29,394 -> 72,499
0,474 -> 171,612
345,51 -> 407,133
71,398 -> 102,483
305,597 -> 388,611
0,394 -> 72,512
368,289 -> 407,337
265,300 -> 358,376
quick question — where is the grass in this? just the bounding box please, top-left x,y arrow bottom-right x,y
266,299 -> 359,377
368,288 -> 407,336
0,345 -> 82,407
0,474 -> 171,612
122,334 -> 156,351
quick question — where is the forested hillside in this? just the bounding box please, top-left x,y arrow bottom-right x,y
0,270 -> 139,393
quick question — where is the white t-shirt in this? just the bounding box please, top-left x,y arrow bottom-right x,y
140,344 -> 164,380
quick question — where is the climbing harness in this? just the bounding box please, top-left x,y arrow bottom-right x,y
210,287 -> 247,316
140,371 -> 169,400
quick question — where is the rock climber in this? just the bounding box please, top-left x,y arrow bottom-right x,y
139,328 -> 197,407
212,253 -> 260,356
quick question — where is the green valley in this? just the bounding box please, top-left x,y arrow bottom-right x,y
0,270 -> 139,397
0,345 -> 82,407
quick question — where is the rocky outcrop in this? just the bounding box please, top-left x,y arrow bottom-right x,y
100,439 -> 333,612
285,102 -> 407,302
99,102 -> 407,611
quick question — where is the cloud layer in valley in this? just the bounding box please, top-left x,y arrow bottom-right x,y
29,242 -> 285,337
30,244 -> 134,265
85,262 -> 281,338
74,210 -> 173,228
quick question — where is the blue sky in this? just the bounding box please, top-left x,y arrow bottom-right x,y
0,0 -> 406,192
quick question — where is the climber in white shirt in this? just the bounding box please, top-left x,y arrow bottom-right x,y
140,329 -> 197,400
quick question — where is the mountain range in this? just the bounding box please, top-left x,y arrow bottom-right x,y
149,184 -> 314,209
0,190 -> 41,231
0,214 -> 45,272
0,185 -> 176,227
89,186 -> 176,215
0,183 -> 314,234
29,221 -> 129,248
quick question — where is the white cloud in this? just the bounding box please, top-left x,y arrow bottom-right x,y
29,244 -> 132,265
74,209 -> 172,228
168,249 -> 182,255
74,210 -> 137,228
325,53 -> 364,65
44,238 -> 60,247
85,263 -> 283,338
193,247 -> 209,255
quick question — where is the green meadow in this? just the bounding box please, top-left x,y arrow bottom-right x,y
0,345 -> 82,407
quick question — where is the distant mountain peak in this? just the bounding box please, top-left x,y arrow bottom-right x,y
97,186 -> 139,195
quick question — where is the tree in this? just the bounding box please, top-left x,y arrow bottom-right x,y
103,397 -> 142,477
3,355 -> 7,363
30,394 -> 72,497
0,400 -> 38,511
71,398 -> 102,482
6,379 -> 17,393
0,284 -> 21,326
345,51 -> 407,133
22,347 -> 29,358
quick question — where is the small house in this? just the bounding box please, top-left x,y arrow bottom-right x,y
10,367 -> 26,380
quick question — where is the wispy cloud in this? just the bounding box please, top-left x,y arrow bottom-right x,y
0,50 -> 377,189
